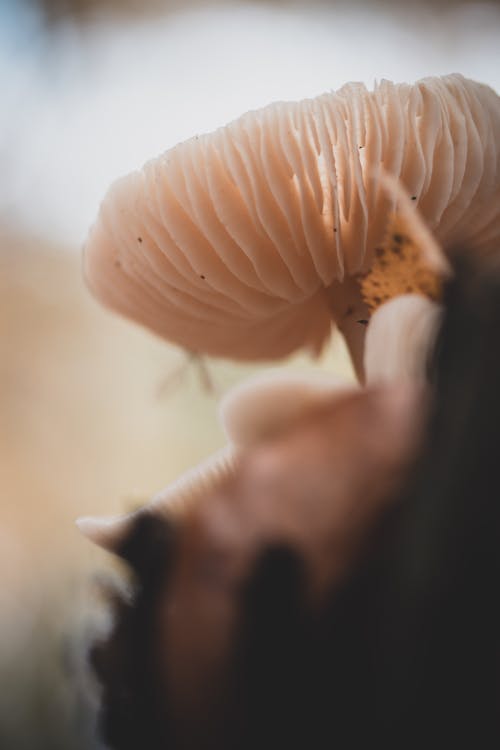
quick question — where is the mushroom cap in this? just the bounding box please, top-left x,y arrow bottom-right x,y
84,74 -> 500,360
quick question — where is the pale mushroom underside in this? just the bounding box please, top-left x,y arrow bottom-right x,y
85,74 -> 500,360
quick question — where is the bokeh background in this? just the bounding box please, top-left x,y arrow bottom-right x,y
1,0 -> 500,747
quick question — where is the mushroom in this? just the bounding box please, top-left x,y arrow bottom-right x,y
84,74 -> 500,379
82,378 -> 425,750
78,376 -> 424,594
77,372 -> 360,552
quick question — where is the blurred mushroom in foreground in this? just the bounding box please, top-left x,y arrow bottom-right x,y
84,74 -> 500,379
77,372 -> 361,551
87,254 -> 500,750
88,377 -> 426,750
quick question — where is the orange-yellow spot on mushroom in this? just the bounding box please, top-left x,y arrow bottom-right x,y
360,211 -> 443,314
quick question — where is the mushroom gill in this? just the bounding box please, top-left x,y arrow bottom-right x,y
84,74 -> 500,373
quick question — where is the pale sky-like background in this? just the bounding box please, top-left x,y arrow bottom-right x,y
1,0 -> 499,248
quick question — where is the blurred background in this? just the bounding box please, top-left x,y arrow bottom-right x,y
1,0 -> 499,747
